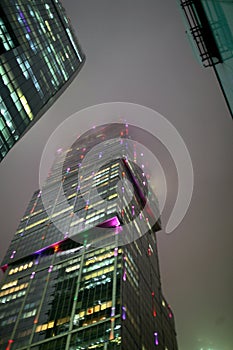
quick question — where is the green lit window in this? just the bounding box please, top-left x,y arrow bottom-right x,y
0,5 -> 18,54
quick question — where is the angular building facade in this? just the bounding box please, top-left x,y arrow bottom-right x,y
0,0 -> 85,161
0,124 -> 178,350
180,0 -> 233,118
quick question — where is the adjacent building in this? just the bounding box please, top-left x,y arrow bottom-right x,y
180,0 -> 233,118
0,0 -> 85,161
0,124 -> 178,349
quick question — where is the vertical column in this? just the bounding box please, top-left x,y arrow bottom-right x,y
65,243 -> 86,350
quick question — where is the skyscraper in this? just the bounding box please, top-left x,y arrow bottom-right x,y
179,0 -> 233,118
0,0 -> 85,161
0,124 -> 178,349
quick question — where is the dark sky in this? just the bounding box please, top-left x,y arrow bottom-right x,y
0,1 -> 233,349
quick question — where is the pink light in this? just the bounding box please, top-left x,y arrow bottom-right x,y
97,216 -> 121,228
30,272 -> 35,279
122,306 -> 126,320
114,248 -> 118,257
123,269 -> 127,281
154,332 -> 159,345
10,251 -> 16,259
48,265 -> 53,273
132,205 -> 135,216
111,307 -> 115,317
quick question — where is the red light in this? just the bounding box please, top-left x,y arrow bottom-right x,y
6,340 -> 14,350
54,245 -> 59,252
1,264 -> 8,273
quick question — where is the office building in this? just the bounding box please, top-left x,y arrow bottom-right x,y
0,0 -> 85,161
0,124 -> 178,349
180,0 -> 233,118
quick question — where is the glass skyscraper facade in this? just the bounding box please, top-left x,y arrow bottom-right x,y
0,124 -> 178,349
0,0 -> 85,161
180,0 -> 233,118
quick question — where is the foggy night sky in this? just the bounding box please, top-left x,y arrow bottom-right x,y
0,1 -> 233,349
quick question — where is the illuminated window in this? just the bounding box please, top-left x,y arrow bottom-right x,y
9,262 -> 33,275
0,6 -> 18,54
1,280 -> 17,290
22,308 -> 37,319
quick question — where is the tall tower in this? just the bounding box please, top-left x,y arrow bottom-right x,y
0,124 -> 178,349
0,0 -> 85,161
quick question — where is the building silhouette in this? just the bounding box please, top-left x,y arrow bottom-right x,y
0,124 -> 178,349
180,0 -> 233,118
0,0 -> 85,161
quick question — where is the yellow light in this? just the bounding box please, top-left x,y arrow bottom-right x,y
1,280 -> 18,290
19,95 -> 33,120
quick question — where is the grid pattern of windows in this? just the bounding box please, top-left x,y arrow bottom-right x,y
0,124 -> 177,349
0,0 -> 85,160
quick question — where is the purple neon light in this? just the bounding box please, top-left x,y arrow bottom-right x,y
34,239 -> 66,255
19,11 -> 31,32
123,269 -> 127,281
114,248 -> 118,256
122,306 -> 126,320
111,307 -> 115,317
97,216 -> 121,228
154,332 -> 159,345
